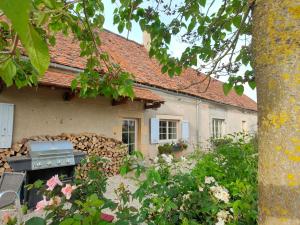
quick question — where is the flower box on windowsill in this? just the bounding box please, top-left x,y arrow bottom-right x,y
158,140 -> 188,155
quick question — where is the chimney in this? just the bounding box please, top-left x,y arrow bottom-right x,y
143,31 -> 151,51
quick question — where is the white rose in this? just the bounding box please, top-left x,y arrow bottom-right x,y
205,176 -> 216,184
198,186 -> 204,192
215,219 -> 225,225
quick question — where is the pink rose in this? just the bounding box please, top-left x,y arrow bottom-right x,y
2,212 -> 12,224
49,196 -> 62,206
61,184 -> 76,200
46,175 -> 63,191
35,196 -> 49,212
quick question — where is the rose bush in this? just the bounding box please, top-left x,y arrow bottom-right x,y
193,132 -> 258,224
114,154 -> 234,225
23,156 -> 116,225
2,134 -> 257,225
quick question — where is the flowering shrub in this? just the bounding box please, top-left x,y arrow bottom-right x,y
1,135 -> 256,225
193,133 -> 258,224
23,156 -> 116,225
115,154 -> 233,225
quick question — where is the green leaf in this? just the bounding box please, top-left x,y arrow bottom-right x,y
232,15 -> 242,28
161,65 -> 168,74
59,218 -> 74,225
223,83 -> 233,96
120,165 -> 129,176
197,25 -> 205,35
25,217 -> 46,225
0,0 -> 50,75
234,85 -> 244,96
248,81 -> 256,90
188,18 -> 196,32
71,79 -> 78,90
199,0 -> 206,7
118,22 -> 125,33
25,24 -> 50,74
0,59 -> 16,86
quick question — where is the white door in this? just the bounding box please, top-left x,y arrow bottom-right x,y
122,119 -> 137,154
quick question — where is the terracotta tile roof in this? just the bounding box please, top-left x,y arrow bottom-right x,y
40,70 -> 164,102
48,31 -> 257,111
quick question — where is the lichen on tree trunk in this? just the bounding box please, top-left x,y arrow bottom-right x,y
252,0 -> 300,224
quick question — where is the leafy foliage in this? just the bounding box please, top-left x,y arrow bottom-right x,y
158,140 -> 188,155
0,0 -> 256,97
115,133 -> 258,224
0,0 -> 134,99
112,0 -> 256,95
193,133 -> 258,224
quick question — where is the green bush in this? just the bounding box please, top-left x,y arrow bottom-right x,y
116,154 -> 234,225
193,133 -> 258,224
158,143 -> 174,155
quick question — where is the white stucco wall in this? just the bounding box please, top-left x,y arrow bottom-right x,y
0,85 -> 257,158
142,87 -> 257,157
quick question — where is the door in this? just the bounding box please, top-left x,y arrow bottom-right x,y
122,119 -> 137,154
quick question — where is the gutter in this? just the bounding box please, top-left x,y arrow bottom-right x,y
50,62 -> 83,73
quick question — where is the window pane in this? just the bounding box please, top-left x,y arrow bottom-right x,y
160,120 -> 167,127
159,121 -> 167,140
212,119 -> 224,138
160,126 -> 167,133
129,120 -> 135,132
160,133 -> 167,140
129,132 -> 135,145
169,133 -> 177,140
122,132 -> 128,144
122,120 -> 128,133
168,121 -> 176,128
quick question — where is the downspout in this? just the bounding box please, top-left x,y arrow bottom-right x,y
196,100 -> 201,146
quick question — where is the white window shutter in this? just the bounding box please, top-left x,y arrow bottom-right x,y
182,120 -> 189,142
0,103 -> 14,148
150,118 -> 159,144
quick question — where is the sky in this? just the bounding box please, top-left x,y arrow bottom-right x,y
102,0 -> 257,101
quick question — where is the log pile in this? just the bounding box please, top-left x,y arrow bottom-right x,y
0,133 -> 128,177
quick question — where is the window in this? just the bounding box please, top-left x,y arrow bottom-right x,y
159,120 -> 177,141
122,119 -> 137,154
212,118 -> 224,138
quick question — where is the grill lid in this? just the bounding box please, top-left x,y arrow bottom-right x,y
28,141 -> 73,157
28,140 -> 75,170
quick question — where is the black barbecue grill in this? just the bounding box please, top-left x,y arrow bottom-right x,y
7,140 -> 85,208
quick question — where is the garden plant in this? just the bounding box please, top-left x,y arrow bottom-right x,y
2,133 -> 258,225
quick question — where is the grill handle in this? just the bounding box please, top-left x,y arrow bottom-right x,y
37,153 -> 71,157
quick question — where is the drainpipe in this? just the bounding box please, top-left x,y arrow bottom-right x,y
196,100 -> 201,145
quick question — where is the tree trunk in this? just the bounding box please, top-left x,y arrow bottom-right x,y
253,0 -> 300,224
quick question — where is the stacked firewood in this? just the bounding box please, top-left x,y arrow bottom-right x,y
0,133 -> 128,177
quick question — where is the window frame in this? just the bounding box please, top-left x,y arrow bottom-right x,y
159,119 -> 178,143
122,118 -> 138,154
212,118 -> 225,138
